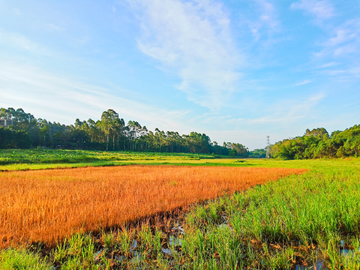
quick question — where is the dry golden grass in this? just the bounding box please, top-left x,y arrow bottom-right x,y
0,165 -> 307,248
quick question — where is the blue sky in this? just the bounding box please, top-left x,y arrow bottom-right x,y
0,0 -> 359,150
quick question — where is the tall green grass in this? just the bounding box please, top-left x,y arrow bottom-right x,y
0,149 -> 218,170
0,248 -> 51,270
180,158 -> 360,269
0,149 -> 215,164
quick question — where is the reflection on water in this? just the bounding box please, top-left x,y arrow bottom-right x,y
295,261 -> 323,270
172,225 -> 184,234
114,254 -> 124,262
110,232 -> 183,267
169,235 -> 182,247
162,248 -> 172,255
131,239 -> 138,249
295,239 -> 360,269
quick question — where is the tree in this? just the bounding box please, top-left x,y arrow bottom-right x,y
100,109 -> 123,151
112,117 -> 125,150
232,143 -> 249,157
87,119 -> 97,142
154,128 -> 166,152
249,149 -> 266,158
126,121 -> 146,150
39,125 -> 49,147
0,106 -> 252,154
74,118 -> 83,130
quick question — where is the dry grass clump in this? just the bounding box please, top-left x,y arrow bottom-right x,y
0,165 -> 307,248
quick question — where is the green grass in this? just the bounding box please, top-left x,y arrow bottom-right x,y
180,158 -> 360,269
2,148 -> 358,171
0,149 -> 221,171
0,149 -> 216,165
1,151 -> 360,269
0,248 -> 51,270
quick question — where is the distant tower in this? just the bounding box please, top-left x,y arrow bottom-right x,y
266,136 -> 270,158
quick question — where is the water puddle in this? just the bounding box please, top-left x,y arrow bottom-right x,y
114,254 -> 125,262
295,261 -> 324,270
294,239 -> 360,269
94,249 -> 103,261
110,234 -> 182,265
339,239 -> 353,255
169,235 -> 182,247
162,247 -> 172,255
218,223 -> 231,229
130,251 -> 142,263
131,240 -> 138,249
171,225 -> 184,234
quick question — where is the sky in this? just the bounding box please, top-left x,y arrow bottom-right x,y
0,0 -> 359,150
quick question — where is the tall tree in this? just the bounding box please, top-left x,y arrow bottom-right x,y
127,121 -> 146,150
100,109 -> 123,151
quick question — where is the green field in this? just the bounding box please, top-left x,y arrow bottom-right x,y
1,150 -> 360,269
0,149 -> 220,171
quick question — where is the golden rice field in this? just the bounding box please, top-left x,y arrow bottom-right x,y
0,165 -> 307,248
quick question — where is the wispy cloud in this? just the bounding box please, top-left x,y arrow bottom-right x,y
204,130 -> 266,150
290,0 -> 334,20
129,0 -> 241,109
46,23 -> 65,32
236,93 -> 325,125
317,19 -> 360,57
322,66 -> 360,81
249,0 -> 280,40
315,19 -> 360,81
200,93 -> 326,149
295,79 -> 312,86
0,61 -> 191,130
319,62 -> 338,68
0,30 -> 39,51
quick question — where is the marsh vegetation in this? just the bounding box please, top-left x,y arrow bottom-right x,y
1,152 -> 360,269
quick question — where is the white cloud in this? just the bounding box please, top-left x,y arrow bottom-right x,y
0,30 -> 53,57
197,93 -> 326,149
0,31 -> 38,51
321,19 -> 360,56
249,0 -> 280,40
238,93 -> 325,126
47,24 -> 65,32
295,79 -> 312,86
290,0 -> 334,20
0,61 -> 191,131
204,130 -> 267,150
319,62 -> 338,68
313,19 -> 360,82
315,19 -> 360,80
323,66 -> 360,80
129,0 -> 241,109
350,66 -> 360,78
326,29 -> 354,47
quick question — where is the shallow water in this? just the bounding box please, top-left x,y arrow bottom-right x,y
162,247 -> 172,255
131,239 -> 138,249
295,261 -> 324,270
295,239 -> 360,269
169,235 -> 182,247
172,225 -> 184,234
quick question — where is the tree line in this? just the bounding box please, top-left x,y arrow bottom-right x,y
270,126 -> 360,159
0,107 -> 250,157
